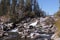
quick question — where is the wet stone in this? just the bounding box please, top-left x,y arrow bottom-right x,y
1,32 -> 19,40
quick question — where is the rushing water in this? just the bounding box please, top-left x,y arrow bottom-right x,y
0,32 -> 53,40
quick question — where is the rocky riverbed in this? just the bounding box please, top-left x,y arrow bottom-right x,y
0,17 -> 57,40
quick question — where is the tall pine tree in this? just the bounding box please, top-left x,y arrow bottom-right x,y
6,0 -> 10,15
11,0 -> 17,14
19,0 -> 24,10
1,0 -> 7,15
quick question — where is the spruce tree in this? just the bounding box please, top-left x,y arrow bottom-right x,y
6,0 -> 10,14
12,0 -> 17,14
26,0 -> 32,11
19,0 -> 24,10
1,0 -> 7,15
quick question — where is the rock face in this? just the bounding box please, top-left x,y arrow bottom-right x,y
0,30 -> 4,37
0,15 -> 11,23
0,17 -> 57,40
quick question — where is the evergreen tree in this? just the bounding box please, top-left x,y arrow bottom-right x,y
9,0 -> 17,22
6,0 -> 10,14
26,0 -> 32,11
19,0 -> 24,10
11,0 -> 17,14
1,0 -> 7,15
0,0 -> 2,15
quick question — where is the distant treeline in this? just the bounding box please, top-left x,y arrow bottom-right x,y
0,0 -> 46,22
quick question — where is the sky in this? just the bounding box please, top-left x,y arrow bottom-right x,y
38,0 -> 59,15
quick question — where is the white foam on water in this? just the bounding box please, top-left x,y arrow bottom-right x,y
10,28 -> 18,32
